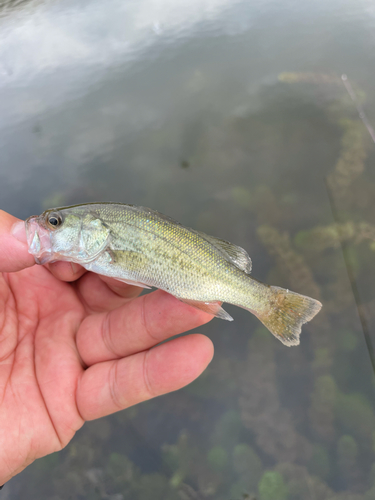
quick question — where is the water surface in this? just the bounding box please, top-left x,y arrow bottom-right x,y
2,0 -> 375,498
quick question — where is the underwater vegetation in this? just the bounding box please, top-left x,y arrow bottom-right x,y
13,72 -> 375,499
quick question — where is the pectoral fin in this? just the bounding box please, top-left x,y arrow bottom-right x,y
178,298 -> 234,321
81,218 -> 110,261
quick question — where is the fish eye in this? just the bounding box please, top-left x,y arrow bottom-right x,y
46,212 -> 63,229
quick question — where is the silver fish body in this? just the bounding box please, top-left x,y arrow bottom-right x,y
25,203 -> 322,346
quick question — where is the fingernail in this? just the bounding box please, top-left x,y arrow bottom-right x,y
11,221 -> 27,244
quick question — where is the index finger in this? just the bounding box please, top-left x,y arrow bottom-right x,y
0,211 -> 35,272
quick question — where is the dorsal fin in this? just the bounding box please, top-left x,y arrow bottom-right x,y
132,206 -> 252,273
197,232 -> 252,274
135,206 -> 184,225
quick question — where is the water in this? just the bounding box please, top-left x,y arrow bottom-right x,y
1,0 -> 375,498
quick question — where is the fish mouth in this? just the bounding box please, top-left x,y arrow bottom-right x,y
25,215 -> 54,265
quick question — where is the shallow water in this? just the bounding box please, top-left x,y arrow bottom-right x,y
2,0 -> 375,498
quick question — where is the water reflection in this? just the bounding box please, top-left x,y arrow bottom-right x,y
2,0 -> 375,498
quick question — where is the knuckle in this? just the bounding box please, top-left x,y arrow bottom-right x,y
142,351 -> 156,399
140,295 -> 158,342
101,312 -> 119,357
108,361 -> 124,411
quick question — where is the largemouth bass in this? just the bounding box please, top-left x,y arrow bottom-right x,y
25,203 -> 322,346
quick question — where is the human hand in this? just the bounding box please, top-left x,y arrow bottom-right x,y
0,209 -> 214,484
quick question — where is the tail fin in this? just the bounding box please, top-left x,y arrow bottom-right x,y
256,286 -> 322,346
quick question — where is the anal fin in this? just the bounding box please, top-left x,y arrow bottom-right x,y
113,277 -> 152,289
178,298 -> 234,321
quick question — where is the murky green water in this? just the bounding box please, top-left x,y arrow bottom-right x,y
2,0 -> 375,498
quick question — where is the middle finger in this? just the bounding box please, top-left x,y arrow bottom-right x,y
76,289 -> 214,366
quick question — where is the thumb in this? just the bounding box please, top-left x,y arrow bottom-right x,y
0,210 -> 35,272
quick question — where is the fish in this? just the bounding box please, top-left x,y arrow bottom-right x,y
25,202 -> 322,346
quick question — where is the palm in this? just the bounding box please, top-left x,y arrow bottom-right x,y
0,249 -> 213,483
0,265 -> 86,479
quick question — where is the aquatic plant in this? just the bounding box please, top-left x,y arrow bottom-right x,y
327,118 -> 368,204
232,444 -> 263,491
309,375 -> 338,441
276,462 -> 333,500
239,334 -> 312,463
308,444 -> 331,480
335,393 -> 375,445
211,410 -> 243,450
258,471 -> 288,500
207,445 -> 228,472
337,434 -> 359,489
